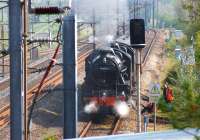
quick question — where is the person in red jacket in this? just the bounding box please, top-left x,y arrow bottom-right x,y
166,87 -> 174,103
163,82 -> 174,103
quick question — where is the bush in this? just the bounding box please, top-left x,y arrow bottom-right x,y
159,66 -> 200,129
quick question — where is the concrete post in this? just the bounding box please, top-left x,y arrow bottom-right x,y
9,0 -> 24,139
63,11 -> 78,139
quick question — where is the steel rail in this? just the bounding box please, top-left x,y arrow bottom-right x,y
0,44 -> 91,94
79,121 -> 93,138
142,29 -> 157,67
0,47 -> 92,129
79,117 -> 121,138
110,117 -> 121,135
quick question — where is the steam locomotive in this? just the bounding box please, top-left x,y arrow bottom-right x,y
82,19 -> 145,114
82,42 -> 135,114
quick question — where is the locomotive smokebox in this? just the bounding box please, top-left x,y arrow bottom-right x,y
130,19 -> 146,48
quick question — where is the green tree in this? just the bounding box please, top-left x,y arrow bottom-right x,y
159,66 -> 200,129
195,31 -> 200,66
175,0 -> 200,65
158,1 -> 200,139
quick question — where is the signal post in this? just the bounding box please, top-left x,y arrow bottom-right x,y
130,19 -> 146,133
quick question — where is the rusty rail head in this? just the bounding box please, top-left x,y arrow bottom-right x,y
79,116 -> 121,137
110,117 -> 121,135
142,30 -> 157,68
79,121 -> 93,138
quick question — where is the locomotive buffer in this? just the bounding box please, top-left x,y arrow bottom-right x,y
130,19 -> 146,133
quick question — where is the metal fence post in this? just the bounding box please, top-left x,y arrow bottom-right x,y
136,49 -> 142,133
63,11 -> 78,139
9,0 -> 24,139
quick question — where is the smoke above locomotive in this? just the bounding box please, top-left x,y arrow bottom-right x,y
77,0 -> 129,44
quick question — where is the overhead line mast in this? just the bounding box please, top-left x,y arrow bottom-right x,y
9,0 -> 24,139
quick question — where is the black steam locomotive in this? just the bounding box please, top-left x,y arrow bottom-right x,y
82,42 -> 135,112
82,19 -> 145,114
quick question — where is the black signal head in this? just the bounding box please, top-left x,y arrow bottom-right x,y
130,19 -> 145,48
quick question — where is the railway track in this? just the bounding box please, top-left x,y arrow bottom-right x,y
0,50 -> 62,93
128,29 -> 157,99
0,49 -> 61,72
0,44 -> 93,129
110,117 -> 121,135
142,29 -> 157,67
79,116 -> 121,138
0,37 -> 89,77
0,30 -> 157,131
0,43 -> 88,92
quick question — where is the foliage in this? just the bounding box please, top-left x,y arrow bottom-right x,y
160,18 -> 200,131
165,37 -> 176,50
160,3 -> 200,134
164,35 -> 189,59
158,15 -> 178,28
158,0 -> 187,29
158,65 -> 200,130
177,36 -> 190,47
194,31 -> 200,65
180,0 -> 200,65
170,68 -> 200,129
